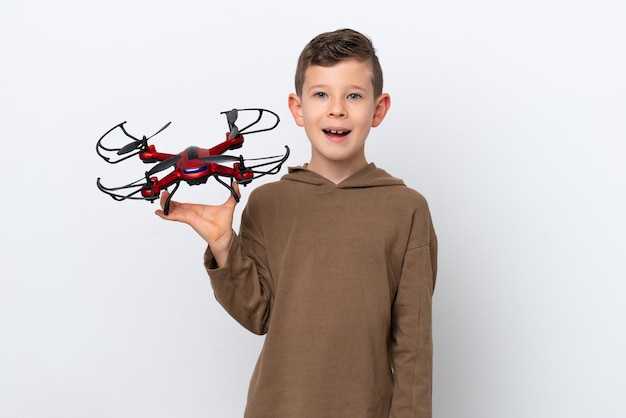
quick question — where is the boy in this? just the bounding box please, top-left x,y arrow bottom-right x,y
156,28 -> 437,418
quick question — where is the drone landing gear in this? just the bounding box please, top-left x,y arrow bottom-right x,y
213,176 -> 241,204
162,182 -> 181,216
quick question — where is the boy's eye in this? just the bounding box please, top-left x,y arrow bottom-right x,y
314,92 -> 327,98
347,93 -> 361,100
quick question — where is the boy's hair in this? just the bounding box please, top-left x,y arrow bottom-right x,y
294,28 -> 384,98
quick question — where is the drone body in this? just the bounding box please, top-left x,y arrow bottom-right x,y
96,108 -> 289,214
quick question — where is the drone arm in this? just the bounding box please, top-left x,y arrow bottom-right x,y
138,145 -> 177,164
205,163 -> 252,183
207,134 -> 245,155
141,171 -> 183,200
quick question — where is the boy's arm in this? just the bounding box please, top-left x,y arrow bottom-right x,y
155,185 -> 273,334
389,233 -> 437,418
204,193 -> 274,335
204,233 -> 273,335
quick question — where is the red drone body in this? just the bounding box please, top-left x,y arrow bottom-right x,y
96,108 -> 289,214
136,134 -> 252,200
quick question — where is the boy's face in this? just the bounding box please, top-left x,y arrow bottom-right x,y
289,59 -> 390,176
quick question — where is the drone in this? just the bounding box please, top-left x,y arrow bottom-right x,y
96,107 -> 289,215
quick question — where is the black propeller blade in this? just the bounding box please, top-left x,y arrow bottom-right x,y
225,109 -> 240,139
226,109 -> 238,126
117,138 -> 145,155
117,121 -> 172,155
229,126 -> 240,140
148,121 -> 172,139
197,154 -> 242,164
146,154 -> 182,177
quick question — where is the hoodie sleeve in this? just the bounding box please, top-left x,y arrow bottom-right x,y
203,194 -> 274,335
389,213 -> 437,418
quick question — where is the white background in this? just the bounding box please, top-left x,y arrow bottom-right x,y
1,1 -> 625,417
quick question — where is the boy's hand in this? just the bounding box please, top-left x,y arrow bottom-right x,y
154,183 -> 240,266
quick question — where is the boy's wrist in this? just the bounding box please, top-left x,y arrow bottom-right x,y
208,230 -> 234,267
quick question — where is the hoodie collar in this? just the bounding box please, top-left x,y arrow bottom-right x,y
283,163 -> 405,189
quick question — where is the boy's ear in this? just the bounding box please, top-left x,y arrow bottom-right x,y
372,93 -> 391,127
288,93 -> 305,127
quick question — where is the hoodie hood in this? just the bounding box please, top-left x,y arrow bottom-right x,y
282,163 -> 405,189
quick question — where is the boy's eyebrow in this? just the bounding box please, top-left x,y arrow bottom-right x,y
306,83 -> 369,92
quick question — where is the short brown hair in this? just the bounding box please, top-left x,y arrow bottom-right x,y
294,28 -> 384,98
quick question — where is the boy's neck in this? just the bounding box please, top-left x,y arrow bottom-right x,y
306,157 -> 369,184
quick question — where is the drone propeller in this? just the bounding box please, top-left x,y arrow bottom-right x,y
117,121 -> 172,155
226,109 -> 238,126
145,154 -> 182,177
198,154 -> 242,164
151,121 -> 172,137
117,138 -> 145,155
224,109 -> 240,140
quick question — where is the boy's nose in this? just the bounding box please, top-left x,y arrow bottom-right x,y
328,99 -> 347,117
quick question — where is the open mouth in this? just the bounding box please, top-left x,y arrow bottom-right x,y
323,129 -> 351,137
